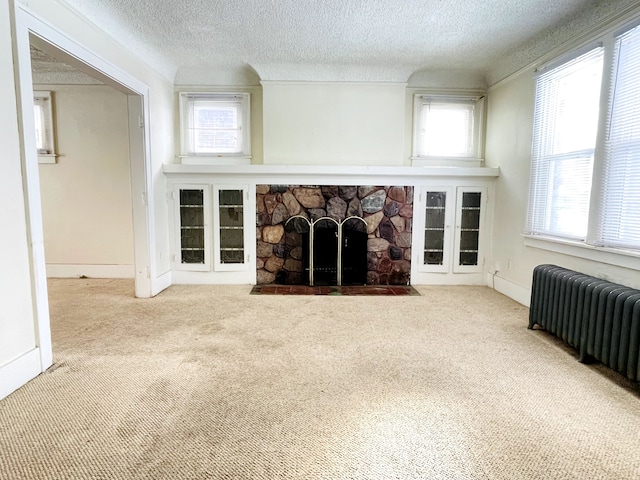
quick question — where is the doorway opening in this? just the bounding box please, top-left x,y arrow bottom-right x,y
29,39 -> 137,287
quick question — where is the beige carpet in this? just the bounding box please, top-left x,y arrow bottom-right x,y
1,279 -> 639,479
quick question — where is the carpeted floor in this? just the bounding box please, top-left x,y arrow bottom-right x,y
0,279 -> 639,479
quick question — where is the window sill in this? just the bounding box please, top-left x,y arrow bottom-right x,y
523,234 -> 640,272
38,154 -> 58,164
179,155 -> 252,166
411,156 -> 483,168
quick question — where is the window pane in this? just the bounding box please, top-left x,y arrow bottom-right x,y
34,104 -> 45,150
219,207 -> 243,227
185,95 -> 244,154
597,25 -> 640,249
33,93 -> 54,155
220,229 -> 243,248
180,189 -> 204,206
424,251 -> 444,265
527,47 -> 604,240
219,189 -> 243,205
418,101 -> 474,157
192,102 -> 239,153
195,104 -> 238,129
459,251 -> 478,266
221,249 -> 244,264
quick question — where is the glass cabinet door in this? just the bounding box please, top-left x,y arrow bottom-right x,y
214,186 -> 248,270
420,188 -> 454,273
424,191 -> 447,266
453,187 -> 486,273
176,186 -> 211,271
218,189 -> 244,264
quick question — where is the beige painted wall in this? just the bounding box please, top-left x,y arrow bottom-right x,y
485,72 -> 640,295
0,0 -> 37,372
262,82 -> 406,165
24,0 -> 175,280
37,84 -> 134,272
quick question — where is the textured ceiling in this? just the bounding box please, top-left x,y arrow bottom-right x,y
56,0 -> 631,86
30,45 -> 103,85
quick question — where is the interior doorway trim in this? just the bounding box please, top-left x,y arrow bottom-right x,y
13,4 -> 158,371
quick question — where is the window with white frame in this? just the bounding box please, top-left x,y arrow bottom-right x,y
33,91 -> 56,160
413,95 -> 484,162
596,24 -> 640,249
527,21 -> 640,253
527,46 -> 604,240
179,92 -> 251,159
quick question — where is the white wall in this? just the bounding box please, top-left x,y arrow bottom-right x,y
485,72 -> 640,305
0,0 -> 43,399
37,84 -> 134,277
262,82 -> 406,165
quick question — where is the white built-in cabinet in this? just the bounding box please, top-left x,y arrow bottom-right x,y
163,164 -> 498,285
418,186 -> 487,274
173,184 -> 250,273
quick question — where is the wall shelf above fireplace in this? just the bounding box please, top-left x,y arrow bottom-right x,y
163,164 -> 499,184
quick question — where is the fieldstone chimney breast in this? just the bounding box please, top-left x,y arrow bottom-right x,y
256,185 -> 413,285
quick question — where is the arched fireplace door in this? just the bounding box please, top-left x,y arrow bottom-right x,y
285,215 -> 368,286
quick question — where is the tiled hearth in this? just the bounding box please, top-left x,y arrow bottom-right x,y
256,185 -> 414,286
250,284 -> 420,295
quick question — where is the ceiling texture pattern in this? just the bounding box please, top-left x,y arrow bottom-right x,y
57,0 -> 636,86
30,45 -> 103,85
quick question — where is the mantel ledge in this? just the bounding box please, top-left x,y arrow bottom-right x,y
162,163 -> 500,180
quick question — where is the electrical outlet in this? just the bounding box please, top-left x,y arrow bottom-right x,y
495,260 -> 501,272
507,259 -> 512,270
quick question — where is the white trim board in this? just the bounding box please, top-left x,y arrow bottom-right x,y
46,264 -> 135,278
0,349 -> 42,400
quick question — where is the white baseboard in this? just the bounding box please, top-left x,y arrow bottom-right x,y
172,270 -> 256,285
490,274 -> 531,307
0,348 -> 42,400
46,264 -> 134,278
411,271 -> 486,285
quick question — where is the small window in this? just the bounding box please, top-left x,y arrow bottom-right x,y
412,95 -> 484,163
33,91 -> 56,163
179,92 -> 251,161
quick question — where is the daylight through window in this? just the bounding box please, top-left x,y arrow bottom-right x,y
413,96 -> 483,162
527,21 -> 640,252
180,93 -> 250,158
33,91 -> 55,156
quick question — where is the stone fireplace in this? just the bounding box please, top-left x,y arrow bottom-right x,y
256,185 -> 413,285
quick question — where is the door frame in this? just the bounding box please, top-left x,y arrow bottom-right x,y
13,4 -> 158,371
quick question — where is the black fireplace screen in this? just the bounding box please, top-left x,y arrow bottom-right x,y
285,215 -> 367,286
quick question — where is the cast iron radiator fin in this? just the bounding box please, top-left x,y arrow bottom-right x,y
528,264 -> 640,382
